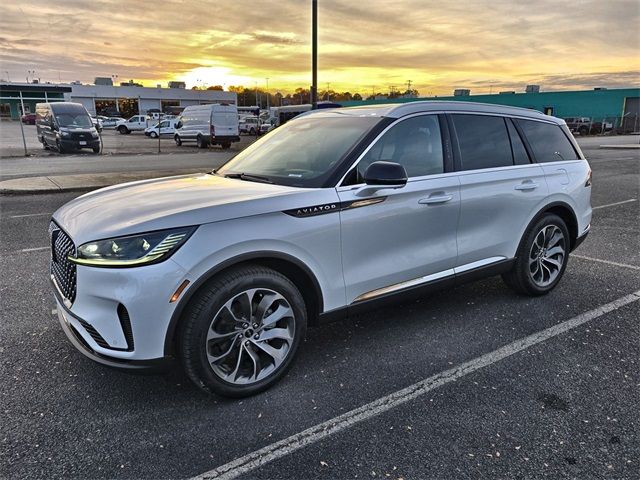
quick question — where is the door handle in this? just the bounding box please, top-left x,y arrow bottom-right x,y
419,194 -> 453,205
514,182 -> 539,191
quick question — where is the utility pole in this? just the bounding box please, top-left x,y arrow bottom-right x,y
311,0 -> 318,109
266,77 -> 270,111
326,82 -> 331,101
406,79 -> 412,93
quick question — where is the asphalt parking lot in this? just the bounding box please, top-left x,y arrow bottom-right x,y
0,121 -> 258,158
0,142 -> 638,479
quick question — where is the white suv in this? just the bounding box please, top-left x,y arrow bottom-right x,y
49,102 -> 592,397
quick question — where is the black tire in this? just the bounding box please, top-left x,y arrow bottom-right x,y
196,135 -> 209,149
502,213 -> 570,296
150,131 -> 158,138
92,146 -> 100,154
249,127 -> 256,135
174,134 -> 182,146
41,136 -> 49,150
178,265 -> 307,398
118,125 -> 128,135
56,140 -> 66,154
221,142 -> 231,150
578,126 -> 589,136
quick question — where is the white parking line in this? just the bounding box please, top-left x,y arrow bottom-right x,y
19,247 -> 49,253
572,254 -> 640,271
9,212 -> 51,219
194,290 -> 640,480
592,198 -> 637,210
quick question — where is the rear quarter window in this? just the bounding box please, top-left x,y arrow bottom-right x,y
517,119 -> 579,162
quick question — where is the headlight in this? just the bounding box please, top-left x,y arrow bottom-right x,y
69,227 -> 196,267
91,132 -> 99,138
60,131 -> 70,137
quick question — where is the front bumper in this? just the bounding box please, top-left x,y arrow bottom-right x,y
55,296 -> 172,372
60,138 -> 101,149
50,254 -> 190,368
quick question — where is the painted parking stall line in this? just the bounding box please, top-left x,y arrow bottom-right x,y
8,212 -> 52,219
592,198 -> 637,210
194,290 -> 640,480
572,254 -> 640,271
19,246 -> 50,253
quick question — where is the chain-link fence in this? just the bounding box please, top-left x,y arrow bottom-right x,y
565,114 -> 640,136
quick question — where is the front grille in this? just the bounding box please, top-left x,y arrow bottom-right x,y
70,132 -> 91,141
49,221 -> 77,303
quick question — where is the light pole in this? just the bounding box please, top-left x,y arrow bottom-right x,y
311,0 -> 318,109
266,77 -> 270,111
111,74 -> 119,113
255,81 -> 259,108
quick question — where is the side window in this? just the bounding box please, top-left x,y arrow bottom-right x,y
506,119 -> 531,165
452,114 -> 513,171
356,115 -> 444,180
517,119 -> 579,162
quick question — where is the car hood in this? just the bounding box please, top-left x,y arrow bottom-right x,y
52,173 -> 329,244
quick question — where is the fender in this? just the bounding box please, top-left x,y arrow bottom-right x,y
516,200 -> 579,255
163,250 -> 324,356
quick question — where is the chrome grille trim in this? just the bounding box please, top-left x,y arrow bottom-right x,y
49,221 -> 77,304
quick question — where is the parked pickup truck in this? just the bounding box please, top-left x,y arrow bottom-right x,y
116,115 -> 150,134
564,117 -> 612,135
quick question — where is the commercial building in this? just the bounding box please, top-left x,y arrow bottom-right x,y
0,82 -> 237,120
343,87 -> 640,131
0,83 -> 71,120
68,84 -> 236,118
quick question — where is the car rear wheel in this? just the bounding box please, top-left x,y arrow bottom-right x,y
178,265 -> 306,398
502,213 -> 570,296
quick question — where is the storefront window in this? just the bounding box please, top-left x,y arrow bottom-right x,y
95,99 -> 118,116
117,98 -> 139,118
161,100 -> 180,113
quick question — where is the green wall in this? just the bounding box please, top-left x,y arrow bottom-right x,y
342,88 -> 640,121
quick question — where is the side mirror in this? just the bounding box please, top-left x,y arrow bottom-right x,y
363,161 -> 408,187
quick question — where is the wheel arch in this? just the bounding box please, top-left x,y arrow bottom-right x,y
524,201 -> 579,251
163,251 -> 324,356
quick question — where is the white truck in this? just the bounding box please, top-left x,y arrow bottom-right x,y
144,117 -> 178,138
116,115 -> 149,134
174,104 -> 240,149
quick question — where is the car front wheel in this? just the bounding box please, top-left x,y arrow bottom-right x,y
502,213 -> 570,296
178,265 -> 306,397
174,134 -> 182,146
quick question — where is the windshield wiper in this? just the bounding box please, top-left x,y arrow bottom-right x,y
223,172 -> 273,184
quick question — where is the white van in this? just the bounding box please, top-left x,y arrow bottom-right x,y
174,104 -> 240,149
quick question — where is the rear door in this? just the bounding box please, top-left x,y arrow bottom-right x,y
450,113 -> 549,267
338,114 -> 460,304
212,106 -> 239,137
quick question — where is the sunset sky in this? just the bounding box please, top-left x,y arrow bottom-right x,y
1,0 -> 638,95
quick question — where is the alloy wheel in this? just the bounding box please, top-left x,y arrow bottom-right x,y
529,224 -> 566,287
205,288 -> 295,385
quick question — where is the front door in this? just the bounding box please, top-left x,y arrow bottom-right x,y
338,114 -> 460,304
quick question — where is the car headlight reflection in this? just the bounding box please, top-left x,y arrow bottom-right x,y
69,227 -> 196,267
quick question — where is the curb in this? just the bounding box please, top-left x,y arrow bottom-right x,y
0,169 -> 204,195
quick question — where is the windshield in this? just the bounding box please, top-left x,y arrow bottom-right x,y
217,115 -> 379,187
56,113 -> 93,128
